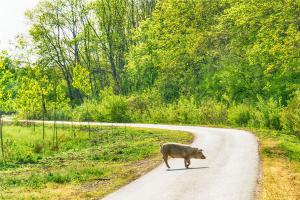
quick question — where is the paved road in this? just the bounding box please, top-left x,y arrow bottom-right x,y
7,120 -> 260,200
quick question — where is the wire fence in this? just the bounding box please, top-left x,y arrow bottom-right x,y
0,113 -> 128,164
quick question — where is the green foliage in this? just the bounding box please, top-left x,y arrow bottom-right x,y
126,0 -> 223,99
72,100 -> 97,121
228,99 -> 283,130
101,94 -> 130,122
217,0 -> 299,104
73,64 -> 91,96
127,94 -> 152,122
72,91 -> 131,122
0,0 -> 299,136
256,97 -> 282,130
0,52 -> 17,112
228,104 -> 252,126
198,100 -> 227,125
281,92 -> 300,136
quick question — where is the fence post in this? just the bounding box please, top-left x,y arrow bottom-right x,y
88,121 -> 91,139
0,113 -> 5,162
33,107 -> 35,132
42,105 -> 45,153
71,120 -> 75,138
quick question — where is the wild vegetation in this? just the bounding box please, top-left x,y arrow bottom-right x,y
0,123 -> 192,199
0,0 -> 299,199
0,0 -> 298,136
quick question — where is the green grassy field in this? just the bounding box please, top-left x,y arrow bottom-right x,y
0,124 -> 192,199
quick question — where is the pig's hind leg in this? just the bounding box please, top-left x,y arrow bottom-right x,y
163,154 -> 170,168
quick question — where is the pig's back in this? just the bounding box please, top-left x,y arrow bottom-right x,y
163,143 -> 192,158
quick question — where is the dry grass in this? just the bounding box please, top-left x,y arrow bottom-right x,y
261,158 -> 300,200
259,139 -> 300,200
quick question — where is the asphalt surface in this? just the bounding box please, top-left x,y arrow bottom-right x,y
7,120 -> 260,200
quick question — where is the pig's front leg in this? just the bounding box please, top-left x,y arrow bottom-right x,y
184,158 -> 189,168
186,158 -> 191,168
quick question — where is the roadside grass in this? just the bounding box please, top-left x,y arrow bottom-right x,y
0,124 -> 193,199
248,128 -> 300,200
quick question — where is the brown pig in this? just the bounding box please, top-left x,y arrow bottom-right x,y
160,143 -> 206,169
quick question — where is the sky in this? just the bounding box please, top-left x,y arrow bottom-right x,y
0,0 -> 39,51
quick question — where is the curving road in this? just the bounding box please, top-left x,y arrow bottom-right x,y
6,120 -> 260,200
101,124 -> 260,200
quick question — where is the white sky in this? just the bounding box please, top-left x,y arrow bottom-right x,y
0,0 -> 39,51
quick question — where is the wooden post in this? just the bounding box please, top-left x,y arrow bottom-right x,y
71,120 -> 75,139
33,107 -> 35,132
88,121 -> 91,139
86,97 -> 91,139
53,109 -> 56,148
41,93 -> 46,149
26,111 -> 29,127
0,114 -> 5,162
53,81 -> 58,151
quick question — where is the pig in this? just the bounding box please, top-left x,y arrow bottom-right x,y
160,143 -> 206,169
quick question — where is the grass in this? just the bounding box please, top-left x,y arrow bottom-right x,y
2,121 -> 298,200
0,123 -> 193,199
248,128 -> 300,200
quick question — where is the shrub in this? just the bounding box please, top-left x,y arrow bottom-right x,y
256,97 -> 282,130
17,153 -> 38,164
127,95 -> 150,122
148,105 -> 169,123
101,95 -> 131,122
176,97 -> 199,124
33,143 -> 43,153
45,172 -> 71,184
198,99 -> 227,125
247,108 -> 265,128
281,92 -> 300,136
228,104 -> 252,126
72,100 -> 98,121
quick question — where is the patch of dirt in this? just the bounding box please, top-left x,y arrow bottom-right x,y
80,179 -> 111,193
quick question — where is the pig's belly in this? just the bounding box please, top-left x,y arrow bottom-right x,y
169,153 -> 186,158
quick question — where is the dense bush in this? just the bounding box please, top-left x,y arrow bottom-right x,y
228,104 -> 252,127
15,91 -> 299,137
281,92 -> 300,136
68,95 -> 298,136
172,97 -> 199,124
72,101 -> 97,121
127,95 -> 151,122
146,97 -> 199,124
102,95 -> 131,122
72,93 -> 131,123
198,100 -> 227,125
256,97 -> 282,130
227,99 -> 283,130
